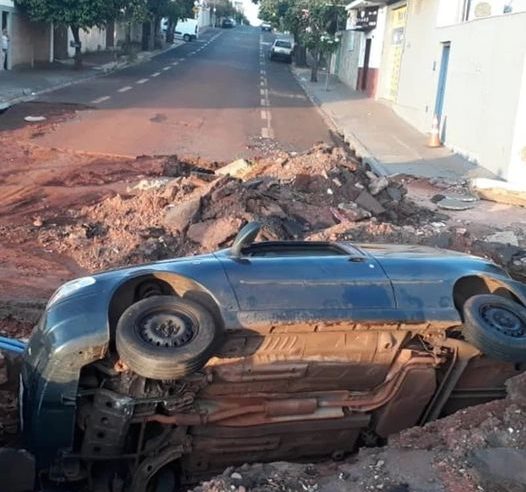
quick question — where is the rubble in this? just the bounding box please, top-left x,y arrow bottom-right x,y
216,158 -> 251,178
471,177 -> 526,207
35,144 -> 442,272
485,231 -> 519,247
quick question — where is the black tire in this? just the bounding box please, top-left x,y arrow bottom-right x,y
183,34 -> 190,42
463,294 -> 526,362
116,296 -> 219,380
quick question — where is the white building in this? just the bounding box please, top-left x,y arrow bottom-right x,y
374,0 -> 526,184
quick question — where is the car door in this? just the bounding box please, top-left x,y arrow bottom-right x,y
218,242 -> 395,323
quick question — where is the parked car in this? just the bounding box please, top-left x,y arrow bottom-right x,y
261,22 -> 272,31
270,39 -> 293,62
20,222 -> 526,491
174,18 -> 199,41
221,18 -> 235,28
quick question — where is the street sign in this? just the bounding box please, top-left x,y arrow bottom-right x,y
355,7 -> 378,29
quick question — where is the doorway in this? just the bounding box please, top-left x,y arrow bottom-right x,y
361,38 -> 372,91
434,43 -> 451,121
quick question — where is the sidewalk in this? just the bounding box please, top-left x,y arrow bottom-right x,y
0,42 -> 183,110
292,66 -> 495,181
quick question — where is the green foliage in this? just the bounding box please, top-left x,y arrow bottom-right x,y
16,0 -> 127,28
258,0 -> 344,53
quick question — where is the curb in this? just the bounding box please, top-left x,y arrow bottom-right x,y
0,42 -> 183,111
290,66 -> 389,177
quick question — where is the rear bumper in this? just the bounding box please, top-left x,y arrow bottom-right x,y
271,51 -> 292,60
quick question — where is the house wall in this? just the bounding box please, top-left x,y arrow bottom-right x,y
67,26 -> 107,57
336,30 -> 362,89
356,6 -> 387,97
7,8 -> 51,67
384,0 -> 526,181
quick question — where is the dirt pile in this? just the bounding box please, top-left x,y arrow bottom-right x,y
36,144 -> 440,272
187,373 -> 526,492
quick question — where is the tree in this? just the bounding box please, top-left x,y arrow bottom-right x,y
258,0 -> 344,77
299,0 -> 344,82
17,0 -> 127,67
163,0 -> 194,43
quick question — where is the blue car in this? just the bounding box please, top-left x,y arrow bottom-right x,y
19,222 -> 526,491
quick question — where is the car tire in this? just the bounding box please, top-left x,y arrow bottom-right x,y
116,296 -> 220,380
183,34 -> 190,42
463,294 -> 526,362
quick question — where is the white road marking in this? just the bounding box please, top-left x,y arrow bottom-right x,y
91,96 -> 111,104
261,110 -> 267,120
260,80 -> 266,87
117,86 -> 132,93
151,72 -> 161,77
172,61 -> 179,66
136,78 -> 149,84
162,66 -> 171,71
261,98 -> 268,106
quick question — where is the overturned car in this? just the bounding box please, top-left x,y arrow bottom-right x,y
21,223 -> 526,491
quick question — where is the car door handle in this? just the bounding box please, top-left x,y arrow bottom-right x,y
348,257 -> 366,263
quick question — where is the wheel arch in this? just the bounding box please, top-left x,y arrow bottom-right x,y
453,275 -> 522,315
108,272 -> 224,336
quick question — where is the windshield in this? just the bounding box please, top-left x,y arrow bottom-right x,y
275,40 -> 291,48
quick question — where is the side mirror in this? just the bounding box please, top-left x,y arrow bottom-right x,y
231,222 -> 261,258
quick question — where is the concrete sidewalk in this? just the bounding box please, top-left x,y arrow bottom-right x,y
292,66 -> 495,180
0,42 -> 183,110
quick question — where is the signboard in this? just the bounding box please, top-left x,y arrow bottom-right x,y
355,7 -> 378,29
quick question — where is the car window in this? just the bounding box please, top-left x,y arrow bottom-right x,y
245,243 -> 349,257
275,41 -> 292,48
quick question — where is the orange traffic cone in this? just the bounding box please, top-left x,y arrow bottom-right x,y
428,115 -> 442,147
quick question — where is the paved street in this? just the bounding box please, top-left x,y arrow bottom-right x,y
35,27 -> 331,161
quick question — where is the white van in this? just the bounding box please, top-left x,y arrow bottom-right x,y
174,18 -> 199,42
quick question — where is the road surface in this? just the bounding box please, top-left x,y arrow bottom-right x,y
36,27 -> 331,161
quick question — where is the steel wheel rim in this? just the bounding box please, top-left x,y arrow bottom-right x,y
138,309 -> 196,348
480,303 -> 525,338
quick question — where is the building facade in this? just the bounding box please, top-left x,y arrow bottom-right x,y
335,0 -> 526,184
376,0 -> 526,183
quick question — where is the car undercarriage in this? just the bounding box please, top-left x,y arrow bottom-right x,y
56,321 -> 521,492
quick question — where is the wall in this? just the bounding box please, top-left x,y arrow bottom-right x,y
387,0 -> 439,131
356,7 -> 387,97
440,12 -> 526,180
115,21 -> 143,47
9,10 -> 51,67
336,30 -> 362,89
67,26 -> 106,57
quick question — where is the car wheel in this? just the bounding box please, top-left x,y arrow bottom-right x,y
116,295 -> 220,380
463,294 -> 526,362
183,34 -> 190,42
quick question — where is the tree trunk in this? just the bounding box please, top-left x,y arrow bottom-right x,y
153,16 -> 162,49
70,25 -> 82,69
166,19 -> 175,44
310,48 -> 320,82
295,44 -> 307,67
